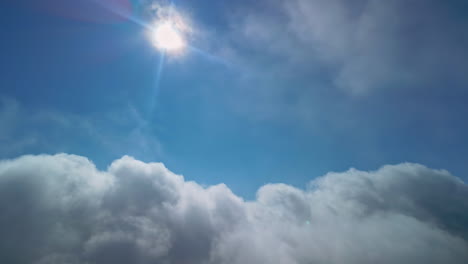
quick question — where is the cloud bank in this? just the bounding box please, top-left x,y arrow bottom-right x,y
0,154 -> 467,263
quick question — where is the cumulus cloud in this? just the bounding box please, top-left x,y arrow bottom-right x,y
0,154 -> 467,263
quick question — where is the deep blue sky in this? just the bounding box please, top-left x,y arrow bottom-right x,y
1,0 -> 467,198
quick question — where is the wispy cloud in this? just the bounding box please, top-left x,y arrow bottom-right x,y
228,0 -> 468,95
0,97 -> 162,163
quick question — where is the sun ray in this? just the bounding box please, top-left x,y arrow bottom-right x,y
90,0 -> 151,29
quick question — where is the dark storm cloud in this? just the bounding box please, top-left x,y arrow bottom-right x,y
0,154 -> 467,263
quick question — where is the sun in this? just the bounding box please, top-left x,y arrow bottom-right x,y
151,22 -> 186,52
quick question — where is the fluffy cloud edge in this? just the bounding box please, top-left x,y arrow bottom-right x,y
0,153 -> 467,264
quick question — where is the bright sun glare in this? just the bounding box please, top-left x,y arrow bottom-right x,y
151,22 -> 185,52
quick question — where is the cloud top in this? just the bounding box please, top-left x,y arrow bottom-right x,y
0,154 -> 467,263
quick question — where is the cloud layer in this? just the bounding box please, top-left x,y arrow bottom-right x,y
0,154 -> 467,263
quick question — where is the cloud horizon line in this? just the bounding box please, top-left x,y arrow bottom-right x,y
0,153 -> 467,263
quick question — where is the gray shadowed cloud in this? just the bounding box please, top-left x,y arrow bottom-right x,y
0,154 -> 467,263
227,0 -> 468,95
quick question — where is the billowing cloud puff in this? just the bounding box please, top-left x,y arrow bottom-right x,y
0,154 -> 467,263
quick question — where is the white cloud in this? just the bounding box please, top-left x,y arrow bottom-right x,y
0,154 -> 467,263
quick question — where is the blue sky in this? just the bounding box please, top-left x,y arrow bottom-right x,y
1,0 -> 468,199
1,1 -> 468,263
